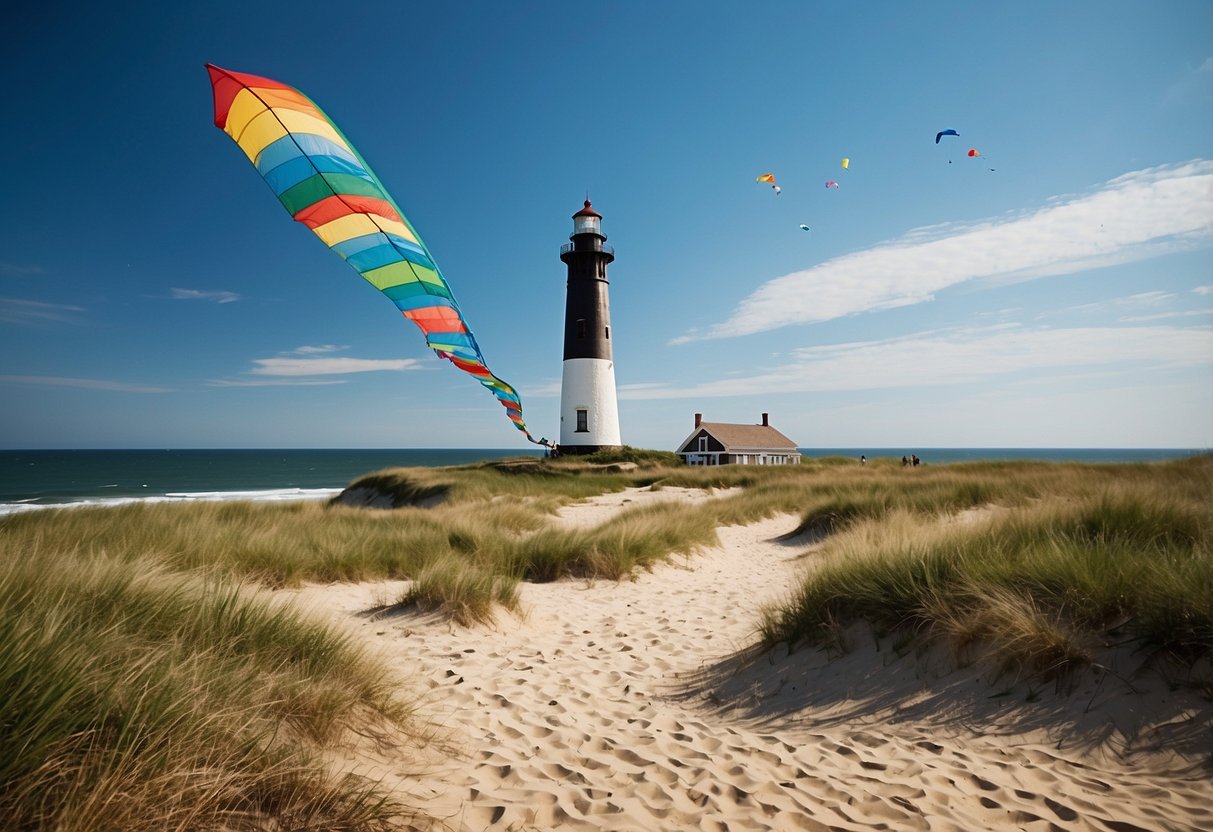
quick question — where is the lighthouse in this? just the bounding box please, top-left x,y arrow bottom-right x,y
558,199 -> 622,454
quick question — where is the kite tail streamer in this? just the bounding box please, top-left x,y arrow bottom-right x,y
207,64 -> 547,445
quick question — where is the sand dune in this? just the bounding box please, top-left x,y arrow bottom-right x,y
287,488 -> 1213,831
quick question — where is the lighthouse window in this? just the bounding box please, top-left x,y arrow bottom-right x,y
605,326 -> 609,339
576,409 -> 588,432
576,319 -> 586,339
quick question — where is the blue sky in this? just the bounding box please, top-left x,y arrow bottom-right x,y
2,1 -> 1211,450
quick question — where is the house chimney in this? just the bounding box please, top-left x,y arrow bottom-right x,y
694,413 -> 702,429
761,412 -> 769,426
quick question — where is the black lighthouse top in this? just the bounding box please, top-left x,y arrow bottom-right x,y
560,199 -> 614,361
561,200 -> 615,259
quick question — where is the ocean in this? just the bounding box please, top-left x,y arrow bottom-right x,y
0,447 -> 1204,515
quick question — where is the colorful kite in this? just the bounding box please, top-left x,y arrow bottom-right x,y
968,148 -> 981,157
206,64 -> 545,445
756,173 -> 781,194
824,180 -> 840,189
840,157 -> 850,170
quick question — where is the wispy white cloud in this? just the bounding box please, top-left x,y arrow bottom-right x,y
1118,309 -> 1213,323
207,349 -> 423,387
1097,290 -> 1175,308
1047,290 -> 1176,318
627,324 -> 1213,399
679,161 -> 1213,342
0,297 -> 85,324
289,344 -> 346,355
249,356 -> 422,376
1164,57 -> 1213,106
0,375 -> 173,393
207,377 -> 348,388
171,288 -> 241,304
1047,287 -> 1213,322
0,263 -> 45,277
525,379 -> 564,397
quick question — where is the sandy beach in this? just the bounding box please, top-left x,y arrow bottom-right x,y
286,486 -> 1213,831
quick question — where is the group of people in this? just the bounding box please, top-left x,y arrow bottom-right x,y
857,454 -> 921,466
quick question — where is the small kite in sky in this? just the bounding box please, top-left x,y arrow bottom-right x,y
936,129 -> 959,143
840,157 -> 850,170
757,173 -> 781,194
799,224 -> 811,232
824,180 -> 840,189
968,148 -> 981,157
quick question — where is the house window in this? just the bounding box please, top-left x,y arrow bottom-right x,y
697,436 -> 708,452
577,319 -> 586,339
576,409 -> 588,432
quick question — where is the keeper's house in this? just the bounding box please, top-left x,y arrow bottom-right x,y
675,413 -> 801,466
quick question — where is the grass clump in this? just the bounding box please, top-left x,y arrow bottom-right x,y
400,556 -> 520,626
510,501 -> 722,581
342,461 -> 635,506
556,446 -> 682,467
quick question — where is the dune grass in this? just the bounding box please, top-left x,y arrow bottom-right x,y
507,500 -> 724,582
3,454 -> 1209,824
361,454 -> 1211,683
0,456 -> 700,822
336,458 -> 637,508
759,463 -> 1213,684
0,497 -> 553,588
8,456 -> 1207,636
5,453 -> 1210,826
400,556 -> 521,625
0,549 -> 420,831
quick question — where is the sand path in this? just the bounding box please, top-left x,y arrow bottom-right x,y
287,487 -> 1213,831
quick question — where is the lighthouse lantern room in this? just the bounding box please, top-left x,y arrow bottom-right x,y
558,200 -> 622,453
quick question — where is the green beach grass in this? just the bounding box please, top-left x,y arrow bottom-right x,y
756,457 -> 1213,687
0,550 -> 421,830
2,452 -> 1210,826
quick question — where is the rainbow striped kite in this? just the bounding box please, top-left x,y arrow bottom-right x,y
206,64 -> 544,445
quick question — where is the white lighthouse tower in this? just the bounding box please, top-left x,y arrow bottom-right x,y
558,199 -> 622,454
